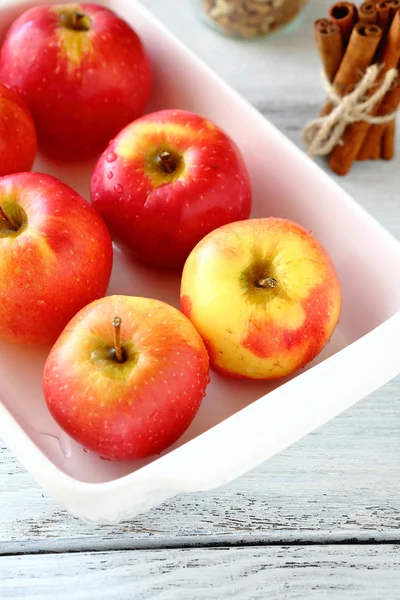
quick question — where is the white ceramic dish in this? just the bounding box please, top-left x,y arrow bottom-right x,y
0,0 -> 399,524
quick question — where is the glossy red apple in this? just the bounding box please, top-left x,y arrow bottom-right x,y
90,109 -> 252,269
43,295 -> 210,460
0,173 -> 113,345
0,82 -> 37,177
0,3 -> 151,160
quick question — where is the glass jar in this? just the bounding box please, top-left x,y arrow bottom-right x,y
199,0 -> 308,39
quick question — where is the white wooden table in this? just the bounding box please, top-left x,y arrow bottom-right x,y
1,1 -> 399,597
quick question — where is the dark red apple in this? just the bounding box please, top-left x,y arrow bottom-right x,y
0,172 -> 113,345
90,109 -> 252,269
0,82 -> 37,176
0,3 -> 151,161
43,295 -> 210,460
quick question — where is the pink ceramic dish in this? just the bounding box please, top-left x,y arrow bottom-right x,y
0,0 -> 399,523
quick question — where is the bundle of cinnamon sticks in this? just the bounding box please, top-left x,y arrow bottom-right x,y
313,1 -> 400,175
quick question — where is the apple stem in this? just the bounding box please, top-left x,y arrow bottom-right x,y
158,151 -> 175,174
256,277 -> 278,289
112,316 -> 124,363
0,205 -> 17,231
60,10 -> 91,31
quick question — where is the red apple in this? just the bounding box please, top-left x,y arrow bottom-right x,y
0,82 -> 37,177
181,218 -> 342,380
0,172 -> 113,345
0,3 -> 151,161
43,295 -> 210,460
90,109 -> 252,269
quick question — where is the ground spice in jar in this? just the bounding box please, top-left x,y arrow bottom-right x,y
201,0 -> 308,38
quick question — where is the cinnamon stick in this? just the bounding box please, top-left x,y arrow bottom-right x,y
389,0 -> 400,13
328,2 -> 358,43
357,2 -> 399,160
381,119 -> 396,158
376,0 -> 393,34
358,1 -> 379,23
321,22 -> 383,117
358,80 -> 400,158
314,19 -> 345,82
331,23 -> 383,94
329,11 -> 400,175
369,142 -> 382,158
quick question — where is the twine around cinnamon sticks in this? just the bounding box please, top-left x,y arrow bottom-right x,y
304,1 -> 400,175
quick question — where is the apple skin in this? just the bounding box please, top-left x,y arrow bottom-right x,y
90,109 -> 252,269
43,295 -> 210,460
0,3 -> 151,161
180,218 -> 342,380
0,172 -> 113,345
0,83 -> 37,177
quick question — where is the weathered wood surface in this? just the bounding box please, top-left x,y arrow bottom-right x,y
1,545 -> 400,600
0,0 -> 399,596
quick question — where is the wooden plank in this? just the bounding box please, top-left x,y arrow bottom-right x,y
1,378 -> 399,553
1,545 -> 400,600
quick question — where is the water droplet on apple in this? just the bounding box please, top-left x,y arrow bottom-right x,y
107,171 -> 113,180
106,151 -> 117,163
83,448 -> 89,453
114,183 -> 123,193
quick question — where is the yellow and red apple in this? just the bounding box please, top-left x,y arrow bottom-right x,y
181,218 -> 342,380
43,295 -> 210,460
0,83 -> 37,177
90,109 -> 252,269
0,3 -> 151,160
0,173 -> 113,345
